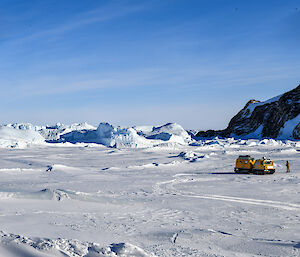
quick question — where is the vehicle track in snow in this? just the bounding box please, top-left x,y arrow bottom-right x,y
153,174 -> 300,211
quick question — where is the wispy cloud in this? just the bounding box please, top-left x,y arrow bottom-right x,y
3,59 -> 299,103
3,1 -> 148,45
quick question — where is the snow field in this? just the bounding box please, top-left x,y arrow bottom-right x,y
0,142 -> 299,256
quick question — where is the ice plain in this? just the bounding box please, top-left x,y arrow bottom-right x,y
0,124 -> 299,256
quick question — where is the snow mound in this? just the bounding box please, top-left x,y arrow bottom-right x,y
93,242 -> 153,257
178,151 -> 208,162
0,126 -> 45,148
144,123 -> 192,144
32,188 -> 101,202
0,231 -> 155,257
178,151 -> 198,160
35,188 -> 71,201
259,139 -> 280,146
0,187 -> 102,203
0,189 -> 71,201
244,140 -> 259,146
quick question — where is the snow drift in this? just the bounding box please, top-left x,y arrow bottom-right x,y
0,231 -> 155,257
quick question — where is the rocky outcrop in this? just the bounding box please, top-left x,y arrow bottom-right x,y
196,85 -> 300,139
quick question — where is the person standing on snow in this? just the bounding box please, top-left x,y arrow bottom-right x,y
286,161 -> 290,173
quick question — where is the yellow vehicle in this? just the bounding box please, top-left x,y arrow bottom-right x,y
234,155 -> 275,175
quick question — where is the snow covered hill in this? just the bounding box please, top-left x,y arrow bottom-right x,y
196,85 -> 300,140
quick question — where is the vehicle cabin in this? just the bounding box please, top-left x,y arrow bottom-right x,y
253,159 -> 275,174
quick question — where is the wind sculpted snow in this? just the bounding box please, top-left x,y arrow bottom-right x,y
0,139 -> 299,256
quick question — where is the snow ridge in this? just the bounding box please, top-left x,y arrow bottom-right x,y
0,231 -> 155,257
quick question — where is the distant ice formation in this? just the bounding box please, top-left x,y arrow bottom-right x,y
60,122 -> 192,148
0,126 -> 45,148
0,119 -> 298,149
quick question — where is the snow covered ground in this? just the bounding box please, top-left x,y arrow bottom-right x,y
0,139 -> 299,256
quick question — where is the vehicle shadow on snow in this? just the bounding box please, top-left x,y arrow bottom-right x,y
210,172 -> 237,175
210,172 -> 271,175
192,172 -> 246,175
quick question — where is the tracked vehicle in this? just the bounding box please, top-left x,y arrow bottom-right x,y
234,155 -> 275,175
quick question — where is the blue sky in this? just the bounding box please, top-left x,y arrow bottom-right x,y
0,0 -> 299,129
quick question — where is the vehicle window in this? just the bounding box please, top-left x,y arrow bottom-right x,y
245,161 -> 248,164
264,161 -> 272,165
260,161 -> 263,165
255,160 -> 259,165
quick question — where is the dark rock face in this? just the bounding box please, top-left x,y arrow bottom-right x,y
196,85 -> 300,139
